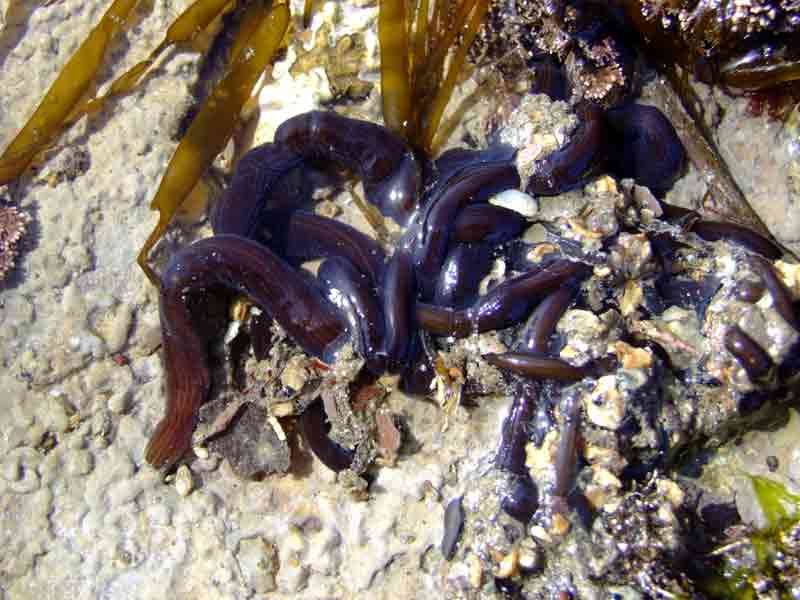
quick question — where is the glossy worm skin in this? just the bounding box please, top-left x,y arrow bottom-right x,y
495,381 -> 537,475
412,151 -> 520,298
266,211 -> 386,285
416,260 -> 592,337
212,143 -> 304,238
433,242 -> 495,308
451,203 -> 527,245
146,235 -> 347,469
318,256 -> 386,374
552,394 -> 581,498
301,398 -> 355,472
724,326 -> 774,380
516,285 -> 576,354
691,220 -> 782,260
274,110 -> 421,224
382,250 -> 416,368
484,352 -> 592,381
604,103 -> 686,193
754,256 -> 800,331
526,102 -> 605,196
495,383 -> 541,524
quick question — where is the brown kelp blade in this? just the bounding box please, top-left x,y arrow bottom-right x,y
0,0 -> 237,185
78,0 -> 235,119
137,2 -> 291,285
378,0 -> 412,136
377,0 -> 491,152
0,0 -> 139,185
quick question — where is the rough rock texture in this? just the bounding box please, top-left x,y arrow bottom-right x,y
1,1 -> 798,599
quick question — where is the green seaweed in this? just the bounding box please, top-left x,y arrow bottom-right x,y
749,474 -> 800,530
701,476 -> 800,599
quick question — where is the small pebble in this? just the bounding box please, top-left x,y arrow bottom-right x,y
466,553 -> 483,589
441,496 -> 465,560
766,455 -> 779,472
494,548 -> 520,579
175,465 -> 193,497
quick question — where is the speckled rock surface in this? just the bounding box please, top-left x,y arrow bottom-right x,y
0,6 -> 504,598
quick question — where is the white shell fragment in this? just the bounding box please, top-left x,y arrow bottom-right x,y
489,189 -> 539,218
174,465 -> 193,497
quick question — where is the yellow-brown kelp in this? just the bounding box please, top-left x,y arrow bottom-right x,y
0,0 -> 139,185
0,0 -> 243,186
378,0 -> 490,152
137,1 -> 290,285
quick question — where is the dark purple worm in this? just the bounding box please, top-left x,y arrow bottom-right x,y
382,250 -> 416,369
400,332 -> 436,395
484,352 -> 592,382
211,143 -> 304,238
301,398 -> 355,472
691,220 -> 782,260
274,110 -> 421,224
416,260 -> 591,338
249,311 -> 273,361
496,381 -> 537,475
266,211 -> 386,285
753,256 -> 800,331
734,279 -> 766,304
432,145 -> 516,179
434,243 -> 495,308
318,257 -> 386,374
412,148 -> 520,298
526,102 -> 605,196
451,203 -> 527,244
604,103 -> 686,193
145,235 -> 347,469
724,326 -> 774,380
501,475 -> 539,524
552,394 -> 581,498
496,381 -> 540,522
516,285 -> 576,354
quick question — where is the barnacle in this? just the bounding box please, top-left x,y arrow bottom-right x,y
0,203 -> 30,281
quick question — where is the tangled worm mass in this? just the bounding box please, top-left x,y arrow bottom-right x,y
145,104 -> 798,526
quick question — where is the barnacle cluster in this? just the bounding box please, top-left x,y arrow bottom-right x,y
0,203 -> 29,281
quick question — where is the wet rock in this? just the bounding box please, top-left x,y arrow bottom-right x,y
236,536 -> 278,594
207,403 -> 290,479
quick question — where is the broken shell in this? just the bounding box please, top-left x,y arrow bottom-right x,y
495,548 -> 520,579
175,465 -> 193,497
466,553 -> 483,589
518,546 -> 542,574
490,189 -> 539,218
585,375 -> 625,430
611,341 -> 653,370
550,512 -> 571,536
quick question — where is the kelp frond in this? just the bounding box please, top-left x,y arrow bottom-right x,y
137,1 -> 290,285
0,0 -> 239,186
378,0 -> 490,153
